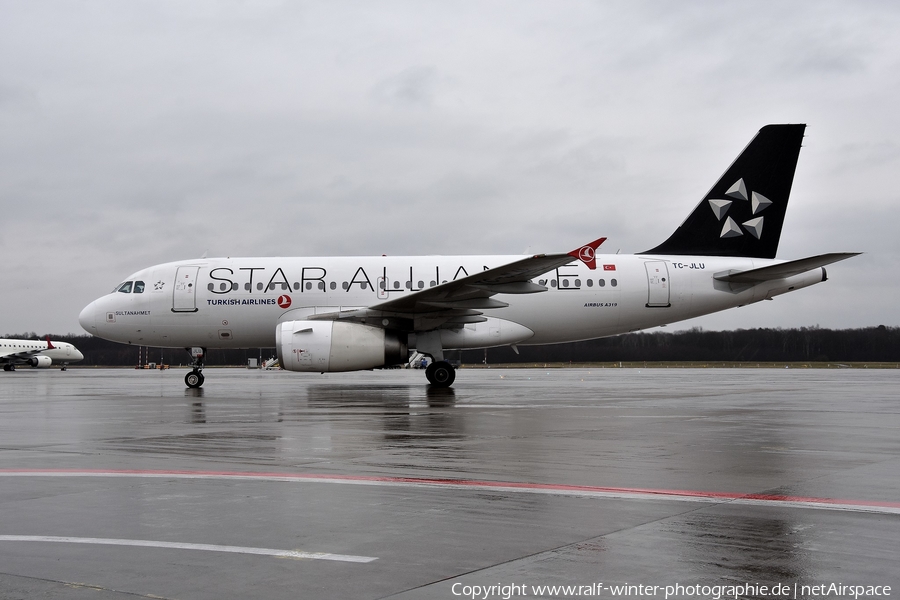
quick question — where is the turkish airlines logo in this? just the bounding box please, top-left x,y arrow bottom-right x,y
277,295 -> 292,309
578,246 -> 595,263
567,237 -> 605,270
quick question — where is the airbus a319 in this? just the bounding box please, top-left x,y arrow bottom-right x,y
79,124 -> 858,388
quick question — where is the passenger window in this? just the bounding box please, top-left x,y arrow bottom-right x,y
117,282 -> 133,294
134,281 -> 145,293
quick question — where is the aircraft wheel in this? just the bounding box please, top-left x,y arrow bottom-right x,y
3,364 -> 11,371
426,361 -> 456,388
185,370 -> 204,388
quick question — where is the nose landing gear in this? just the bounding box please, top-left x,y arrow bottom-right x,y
184,347 -> 206,389
185,370 -> 205,388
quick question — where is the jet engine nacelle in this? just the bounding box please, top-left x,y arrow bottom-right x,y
28,355 -> 53,368
276,320 -> 408,373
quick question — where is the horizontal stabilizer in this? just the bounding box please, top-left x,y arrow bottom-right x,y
713,253 -> 860,283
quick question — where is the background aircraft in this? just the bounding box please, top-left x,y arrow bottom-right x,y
79,124 -> 858,388
1,337 -> 84,371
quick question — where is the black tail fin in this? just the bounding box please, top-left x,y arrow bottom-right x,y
642,124 -> 806,259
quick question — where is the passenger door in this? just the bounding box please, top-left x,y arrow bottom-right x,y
645,261 -> 671,308
173,267 -> 200,312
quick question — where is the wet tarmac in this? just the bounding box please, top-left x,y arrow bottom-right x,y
0,367 -> 898,599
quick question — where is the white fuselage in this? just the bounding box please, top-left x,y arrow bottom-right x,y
78,254 -> 824,350
0,339 -> 84,366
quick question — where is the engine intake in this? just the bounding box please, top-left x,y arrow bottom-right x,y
28,355 -> 53,368
276,320 -> 407,372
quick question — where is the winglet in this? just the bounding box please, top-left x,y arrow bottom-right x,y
45,335 -> 55,350
567,237 -> 607,270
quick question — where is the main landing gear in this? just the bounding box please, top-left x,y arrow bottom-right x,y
425,361 -> 456,388
3,364 -> 15,371
184,347 -> 206,389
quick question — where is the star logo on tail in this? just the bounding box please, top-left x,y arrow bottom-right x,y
708,178 -> 772,240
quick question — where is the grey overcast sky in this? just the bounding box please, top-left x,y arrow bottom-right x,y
1,1 -> 897,336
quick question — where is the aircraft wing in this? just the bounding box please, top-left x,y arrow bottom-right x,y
713,252 -> 861,283
1,350 -> 39,363
0,339 -> 54,364
307,238 -> 606,330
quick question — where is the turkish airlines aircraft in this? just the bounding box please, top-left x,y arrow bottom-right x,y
1,337 -> 84,371
79,124 -> 858,388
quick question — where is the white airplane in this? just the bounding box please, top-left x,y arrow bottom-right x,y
79,124 -> 858,388
1,337 -> 84,371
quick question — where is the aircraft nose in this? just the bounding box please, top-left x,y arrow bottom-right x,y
79,301 -> 98,334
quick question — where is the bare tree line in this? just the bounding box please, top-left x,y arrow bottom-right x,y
6,326 -> 899,366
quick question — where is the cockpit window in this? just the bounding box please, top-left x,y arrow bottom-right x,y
133,281 -> 145,293
116,281 -> 133,294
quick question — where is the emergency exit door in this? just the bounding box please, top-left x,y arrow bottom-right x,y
645,261 -> 671,308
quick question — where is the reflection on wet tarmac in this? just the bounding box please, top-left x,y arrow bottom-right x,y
190,401 -> 204,424
104,431 -> 282,460
425,385 -> 457,407
676,512 -> 805,584
305,384 -> 466,454
0,368 -> 897,599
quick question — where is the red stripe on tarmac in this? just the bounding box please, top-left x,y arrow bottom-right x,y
2,469 -> 899,513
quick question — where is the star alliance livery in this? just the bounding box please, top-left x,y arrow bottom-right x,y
79,124 -> 858,388
1,337 -> 84,371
